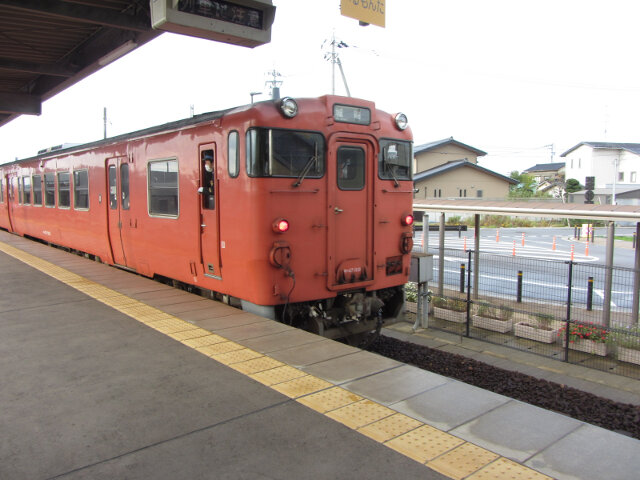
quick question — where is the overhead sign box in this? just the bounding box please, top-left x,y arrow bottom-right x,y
341,0 -> 385,28
150,0 -> 276,48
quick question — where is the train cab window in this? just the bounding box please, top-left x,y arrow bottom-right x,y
22,177 -> 31,204
228,131 -> 239,178
121,164 -> 130,210
337,146 -> 365,191
246,128 -> 325,178
201,150 -> 215,210
18,179 -> 23,204
379,139 -> 412,183
148,159 -> 179,217
57,172 -> 70,208
32,175 -> 43,206
44,173 -> 55,207
73,170 -> 89,210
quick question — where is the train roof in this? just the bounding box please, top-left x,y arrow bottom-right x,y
7,105 -> 240,166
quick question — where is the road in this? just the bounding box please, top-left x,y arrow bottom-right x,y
413,226 -> 638,312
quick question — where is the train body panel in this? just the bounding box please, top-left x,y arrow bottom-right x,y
0,96 -> 413,338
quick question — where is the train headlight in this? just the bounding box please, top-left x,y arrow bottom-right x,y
273,218 -> 290,233
279,97 -> 298,118
394,112 -> 408,131
401,214 -> 414,226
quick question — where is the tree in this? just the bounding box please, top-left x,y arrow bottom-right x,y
565,178 -> 582,193
508,171 -> 538,198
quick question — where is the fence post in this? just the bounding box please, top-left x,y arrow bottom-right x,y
466,249 -> 472,337
564,261 -> 574,362
587,276 -> 594,311
517,271 -> 523,303
460,264 -> 465,293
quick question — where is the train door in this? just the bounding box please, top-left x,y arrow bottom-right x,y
327,135 -> 374,289
106,157 -> 131,267
198,143 -> 221,279
6,174 -> 15,232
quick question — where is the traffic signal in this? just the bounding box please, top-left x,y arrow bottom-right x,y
584,176 -> 595,204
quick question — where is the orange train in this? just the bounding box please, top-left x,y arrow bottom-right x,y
0,95 -> 414,340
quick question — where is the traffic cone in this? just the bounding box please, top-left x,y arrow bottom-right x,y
463,236 -> 467,251
570,244 -> 575,261
512,240 -> 516,256
496,228 -> 500,242
521,232 -> 525,247
552,236 -> 556,251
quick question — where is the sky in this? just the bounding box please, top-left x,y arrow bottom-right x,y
1,0 -> 640,175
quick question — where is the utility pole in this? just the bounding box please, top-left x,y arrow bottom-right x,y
103,107 -> 107,139
324,32 -> 351,97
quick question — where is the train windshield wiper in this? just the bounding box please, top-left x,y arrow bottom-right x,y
386,162 -> 400,188
292,142 -> 318,187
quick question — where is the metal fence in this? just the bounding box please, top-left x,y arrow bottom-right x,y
409,248 -> 640,380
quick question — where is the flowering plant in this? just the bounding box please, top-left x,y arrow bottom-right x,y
558,322 -> 609,344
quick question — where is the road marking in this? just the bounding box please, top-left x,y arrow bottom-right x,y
0,239 -> 553,480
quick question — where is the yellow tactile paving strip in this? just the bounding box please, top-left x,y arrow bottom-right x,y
0,240 -> 553,480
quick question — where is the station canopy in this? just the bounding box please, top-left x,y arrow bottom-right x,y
0,0 -> 275,129
0,1 -> 163,128
413,199 -> 640,223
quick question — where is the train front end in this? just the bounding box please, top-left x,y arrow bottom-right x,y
237,95 -> 414,342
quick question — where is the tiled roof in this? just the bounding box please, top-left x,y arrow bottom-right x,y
560,142 -> 640,157
414,137 -> 487,157
523,162 -> 565,173
414,160 -> 517,184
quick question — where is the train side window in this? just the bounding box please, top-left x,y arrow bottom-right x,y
73,170 -> 89,210
22,176 -> 31,204
57,172 -> 70,208
228,131 -> 239,178
202,150 -> 215,210
44,173 -> 55,207
337,147 -> 365,191
18,178 -> 23,204
0,177 -> 3,203
32,175 -> 43,206
108,166 -> 118,209
121,164 -> 130,210
148,159 -> 179,217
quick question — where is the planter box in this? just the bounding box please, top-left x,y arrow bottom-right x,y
472,315 -> 513,333
563,339 -> 608,356
433,306 -> 466,323
514,322 -> 558,344
618,346 -> 640,365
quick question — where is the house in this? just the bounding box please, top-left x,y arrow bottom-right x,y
414,137 -> 487,173
561,142 -> 640,188
522,163 -> 565,184
413,137 -> 517,200
413,159 -> 518,200
522,162 -> 565,198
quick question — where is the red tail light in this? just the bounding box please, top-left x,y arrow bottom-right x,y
273,218 -> 290,233
402,214 -> 414,226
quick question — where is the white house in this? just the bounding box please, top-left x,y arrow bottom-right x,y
561,142 -> 640,188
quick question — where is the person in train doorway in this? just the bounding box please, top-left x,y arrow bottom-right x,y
202,151 -> 215,209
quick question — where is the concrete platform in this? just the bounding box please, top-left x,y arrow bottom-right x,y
2,230 -> 639,480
